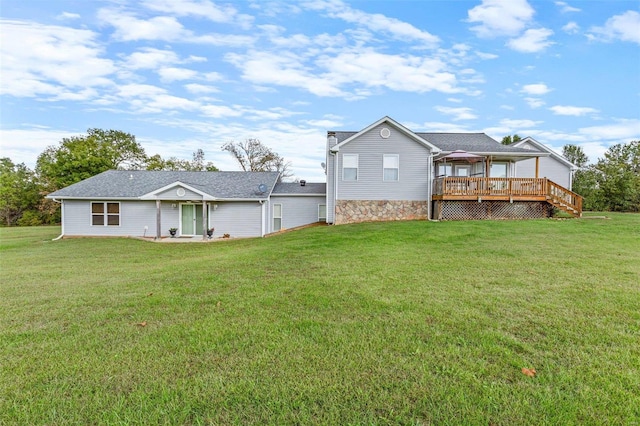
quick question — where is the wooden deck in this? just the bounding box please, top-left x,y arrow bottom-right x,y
432,177 -> 583,217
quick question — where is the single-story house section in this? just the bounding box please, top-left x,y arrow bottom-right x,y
46,170 -> 325,240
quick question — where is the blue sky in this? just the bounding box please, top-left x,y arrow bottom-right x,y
1,0 -> 639,182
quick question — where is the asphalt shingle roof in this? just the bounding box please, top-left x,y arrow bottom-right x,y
331,130 -> 537,154
272,182 -> 326,195
48,170 -> 280,199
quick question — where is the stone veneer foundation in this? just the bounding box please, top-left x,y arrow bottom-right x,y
334,200 -> 428,225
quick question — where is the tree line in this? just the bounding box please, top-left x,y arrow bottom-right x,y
1,129 -> 291,226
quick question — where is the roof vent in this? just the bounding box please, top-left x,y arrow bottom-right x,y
300,180 -> 306,186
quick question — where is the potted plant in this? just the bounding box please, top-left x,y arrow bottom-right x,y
169,227 -> 177,237
206,227 -> 215,239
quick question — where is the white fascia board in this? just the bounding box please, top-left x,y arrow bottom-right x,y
139,181 -> 214,200
332,116 -> 441,154
45,196 -> 139,200
516,137 -> 578,169
271,193 -> 327,197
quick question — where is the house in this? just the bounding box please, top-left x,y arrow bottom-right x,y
46,170 -> 326,239
47,116 -> 582,239
325,116 -> 581,223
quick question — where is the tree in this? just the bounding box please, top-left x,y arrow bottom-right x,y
594,141 -> 640,212
0,158 -> 41,226
501,134 -> 522,145
36,129 -> 147,191
221,139 -> 292,180
562,144 -> 589,168
145,149 -> 218,171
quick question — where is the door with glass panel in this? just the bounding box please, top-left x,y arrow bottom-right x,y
181,204 -> 204,235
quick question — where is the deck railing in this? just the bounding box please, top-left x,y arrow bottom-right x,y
433,177 -> 583,216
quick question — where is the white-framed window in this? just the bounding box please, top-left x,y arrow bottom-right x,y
438,164 -> 452,177
383,154 -> 399,181
91,202 -> 120,226
318,204 -> 326,222
490,162 -> 508,178
342,154 -> 358,181
273,203 -> 282,231
454,165 -> 470,177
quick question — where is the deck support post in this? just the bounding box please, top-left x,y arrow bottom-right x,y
535,157 -> 540,178
156,200 -> 161,240
202,200 -> 207,241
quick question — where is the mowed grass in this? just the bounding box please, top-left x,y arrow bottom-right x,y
1,214 -> 639,425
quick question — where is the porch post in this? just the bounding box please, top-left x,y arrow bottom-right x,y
202,200 -> 207,241
535,157 -> 540,178
156,200 -> 161,240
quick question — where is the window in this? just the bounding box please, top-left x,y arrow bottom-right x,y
438,164 -> 452,177
273,203 -> 282,231
343,154 -> 358,181
383,154 -> 399,181
318,204 -> 326,222
454,165 -> 470,177
490,162 -> 508,178
91,202 -> 120,226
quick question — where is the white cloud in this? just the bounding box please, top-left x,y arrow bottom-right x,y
549,105 -> 599,116
435,106 -> 477,121
578,118 -> 640,140
507,28 -> 554,52
157,67 -> 198,82
588,10 -> 640,45
467,0 -> 535,38
56,12 -> 81,20
500,119 -> 541,128
562,22 -> 580,34
524,97 -> 545,108
0,128 -> 80,168
555,2 -> 580,13
304,0 -> 439,47
476,51 -> 499,60
521,83 -> 551,95
124,48 -> 180,69
0,19 -> 115,98
184,83 -> 219,94
98,8 -> 255,46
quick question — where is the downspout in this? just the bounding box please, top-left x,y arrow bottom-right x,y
51,198 -> 64,240
427,153 -> 439,222
260,200 -> 265,237
332,149 -> 339,224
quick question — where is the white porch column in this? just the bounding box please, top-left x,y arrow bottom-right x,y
156,200 -> 161,239
202,200 -> 207,241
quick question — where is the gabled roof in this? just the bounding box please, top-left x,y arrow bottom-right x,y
511,137 -> 577,169
330,116 -> 441,153
47,170 -> 281,200
272,182 -> 326,195
329,117 -> 546,158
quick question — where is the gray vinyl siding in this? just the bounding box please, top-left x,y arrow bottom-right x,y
62,200 -> 179,237
516,156 -> 572,189
209,201 -> 263,238
336,124 -> 432,201
269,195 -> 325,232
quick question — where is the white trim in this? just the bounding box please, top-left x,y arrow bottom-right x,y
342,153 -> 359,181
331,116 -> 441,153
318,204 -> 326,222
273,203 -> 282,231
90,201 -> 121,227
139,181 -> 215,200
512,137 -> 577,170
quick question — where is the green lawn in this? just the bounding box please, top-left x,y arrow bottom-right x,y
1,214 -> 639,425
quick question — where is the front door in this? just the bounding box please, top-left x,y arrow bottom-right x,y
181,204 -> 204,236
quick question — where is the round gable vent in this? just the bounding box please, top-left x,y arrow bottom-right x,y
176,188 -> 185,197
380,128 -> 391,139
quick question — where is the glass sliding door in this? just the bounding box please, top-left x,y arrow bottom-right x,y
181,204 -> 204,235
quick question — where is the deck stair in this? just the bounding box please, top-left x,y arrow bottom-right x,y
546,179 -> 582,217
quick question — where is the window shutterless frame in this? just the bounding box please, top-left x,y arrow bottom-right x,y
342,154 -> 358,181
318,204 -> 326,222
91,201 -> 120,226
273,203 -> 282,231
383,154 -> 399,181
